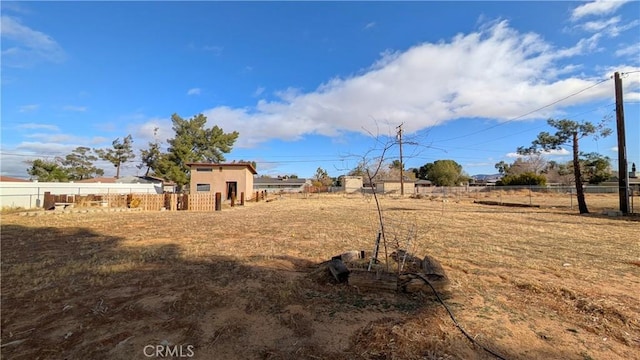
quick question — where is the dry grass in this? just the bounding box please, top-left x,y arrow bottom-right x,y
1,193 -> 638,360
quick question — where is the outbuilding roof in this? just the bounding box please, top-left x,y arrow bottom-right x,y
187,162 -> 258,175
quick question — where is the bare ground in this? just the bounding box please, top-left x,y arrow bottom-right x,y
1,193 -> 638,360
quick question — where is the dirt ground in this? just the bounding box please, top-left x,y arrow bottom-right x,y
1,193 -> 638,360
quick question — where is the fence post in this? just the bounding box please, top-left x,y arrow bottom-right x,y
569,188 -> 573,210
240,192 -> 245,206
256,191 -> 260,202
215,192 -> 222,211
231,192 -> 236,207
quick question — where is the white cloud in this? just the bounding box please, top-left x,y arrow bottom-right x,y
25,133 -> 77,143
203,45 -> 223,55
506,148 -> 570,158
62,105 -> 87,112
91,136 -> 109,145
575,16 -> 639,37
611,146 -> 618,152
132,117 -> 173,145
16,123 -> 59,131
543,148 -> 571,157
192,20 -> 625,148
253,86 -> 265,97
616,42 -> 640,58
16,141 -> 76,154
571,0 -> 629,21
187,88 -> 201,96
579,16 -> 620,32
364,22 -> 376,30
18,104 -> 39,112
0,15 -> 66,67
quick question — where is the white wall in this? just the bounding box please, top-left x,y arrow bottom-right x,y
0,182 -> 161,209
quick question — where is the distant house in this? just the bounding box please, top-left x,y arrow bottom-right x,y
77,175 -> 177,192
187,163 -> 257,200
254,177 -> 311,193
414,179 -> 433,194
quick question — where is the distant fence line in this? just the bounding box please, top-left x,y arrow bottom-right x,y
0,182 -> 161,209
14,190 -> 270,212
414,185 -> 638,195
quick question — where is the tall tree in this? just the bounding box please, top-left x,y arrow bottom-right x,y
138,128 -> 162,177
494,161 -> 511,175
518,118 -> 611,214
157,113 -> 239,187
26,159 -> 69,182
59,146 -> 104,180
581,152 -> 612,185
234,159 -> 257,170
95,135 -> 135,179
313,166 -> 333,187
413,163 -> 432,180
348,161 -> 367,177
496,155 -> 547,177
544,160 -> 574,185
423,160 -> 466,186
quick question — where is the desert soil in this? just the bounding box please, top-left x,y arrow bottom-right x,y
1,193 -> 638,360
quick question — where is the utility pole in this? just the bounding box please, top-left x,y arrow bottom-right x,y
614,72 -> 630,214
397,123 -> 404,196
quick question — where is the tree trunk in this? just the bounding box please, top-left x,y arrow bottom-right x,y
572,133 -> 589,214
115,162 -> 121,179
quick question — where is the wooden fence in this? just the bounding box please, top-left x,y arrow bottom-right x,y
42,191 -> 257,211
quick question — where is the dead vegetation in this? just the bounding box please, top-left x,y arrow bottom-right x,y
1,193 -> 638,359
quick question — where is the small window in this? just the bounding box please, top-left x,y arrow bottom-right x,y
196,183 -> 211,192
196,167 -> 213,172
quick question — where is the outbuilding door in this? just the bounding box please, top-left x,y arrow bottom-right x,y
226,181 -> 238,200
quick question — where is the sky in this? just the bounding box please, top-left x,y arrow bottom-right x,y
1,1 -> 639,180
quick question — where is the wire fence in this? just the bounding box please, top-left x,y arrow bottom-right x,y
267,185 -> 638,214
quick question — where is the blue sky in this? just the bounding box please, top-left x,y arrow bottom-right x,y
1,1 -> 639,179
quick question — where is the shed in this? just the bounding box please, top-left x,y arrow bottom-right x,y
341,176 -> 363,193
376,179 -> 416,194
187,163 -> 257,200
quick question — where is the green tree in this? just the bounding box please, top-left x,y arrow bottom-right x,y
544,160 -> 574,185
60,146 -> 104,180
26,159 -> 69,182
494,161 -> 511,175
157,113 -> 239,188
348,161 -> 367,177
389,160 -> 402,171
95,135 -> 135,179
138,127 -> 162,177
496,155 -> 547,177
235,160 -> 257,170
518,118 -> 611,214
424,160 -> 466,186
581,152 -> 611,184
313,167 -> 333,187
